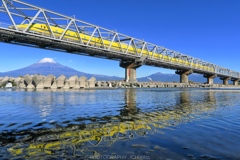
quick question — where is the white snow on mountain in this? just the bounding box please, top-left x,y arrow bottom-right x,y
37,58 -> 56,64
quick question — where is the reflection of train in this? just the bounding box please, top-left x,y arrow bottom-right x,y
9,120 -> 153,156
8,91 -> 216,157
9,24 -> 214,72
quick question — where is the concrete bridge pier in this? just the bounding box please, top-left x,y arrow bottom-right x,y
231,78 -> 239,85
220,77 -> 230,85
175,69 -> 192,83
204,74 -> 217,84
125,68 -> 136,83
120,57 -> 145,83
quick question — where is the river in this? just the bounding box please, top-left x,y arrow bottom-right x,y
0,88 -> 239,159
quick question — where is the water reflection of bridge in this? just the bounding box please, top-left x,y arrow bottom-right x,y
7,89 -> 217,158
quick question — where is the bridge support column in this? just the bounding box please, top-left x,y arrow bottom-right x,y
220,77 -> 230,85
204,74 -> 217,84
175,69 -> 192,83
124,68 -> 136,83
231,78 -> 239,85
120,57 -> 145,83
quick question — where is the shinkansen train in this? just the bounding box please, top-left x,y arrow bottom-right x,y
9,23 -> 214,72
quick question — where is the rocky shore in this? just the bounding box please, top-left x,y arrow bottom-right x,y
0,74 -> 239,89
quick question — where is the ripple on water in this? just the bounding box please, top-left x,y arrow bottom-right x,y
0,88 -> 240,159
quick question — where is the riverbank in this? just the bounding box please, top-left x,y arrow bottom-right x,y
0,74 -> 240,89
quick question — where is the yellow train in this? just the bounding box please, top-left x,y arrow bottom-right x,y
10,23 -> 215,72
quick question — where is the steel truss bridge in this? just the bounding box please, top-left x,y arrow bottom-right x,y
0,0 -> 239,84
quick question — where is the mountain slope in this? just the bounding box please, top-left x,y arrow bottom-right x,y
0,58 -> 223,83
0,58 -> 123,80
137,72 -> 222,83
137,72 -> 178,82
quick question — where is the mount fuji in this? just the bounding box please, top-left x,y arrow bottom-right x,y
0,58 -> 222,83
0,58 -> 123,81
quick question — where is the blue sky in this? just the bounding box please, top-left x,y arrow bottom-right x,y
0,0 -> 240,78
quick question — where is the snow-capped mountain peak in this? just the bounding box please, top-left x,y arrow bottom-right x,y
37,58 -> 56,64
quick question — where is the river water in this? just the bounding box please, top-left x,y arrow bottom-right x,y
0,88 -> 239,160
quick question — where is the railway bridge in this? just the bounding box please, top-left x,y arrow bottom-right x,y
0,0 -> 239,85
